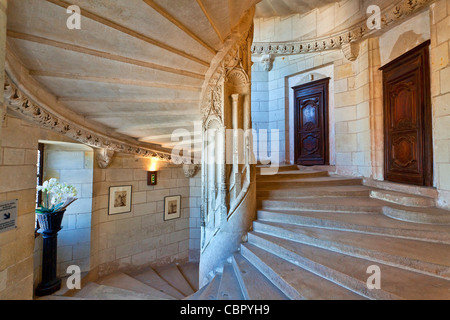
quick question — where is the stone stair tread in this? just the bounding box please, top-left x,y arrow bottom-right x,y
197,274 -> 222,300
217,263 -> 245,300
249,232 -> 450,300
257,209 -> 450,243
155,264 -> 195,296
232,253 -> 288,300
73,283 -> 158,300
260,196 -> 386,213
253,221 -> 450,276
241,243 -> 365,300
178,262 -> 200,291
257,176 -> 361,184
129,268 -> 185,299
96,272 -> 175,300
257,185 -> 371,198
383,205 -> 450,225
36,296 -> 86,300
371,189 -> 436,207
183,282 -> 210,300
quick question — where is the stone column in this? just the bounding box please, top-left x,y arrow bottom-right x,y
231,94 -> 242,195
0,0 -> 7,146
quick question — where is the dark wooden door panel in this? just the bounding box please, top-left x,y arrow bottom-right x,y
293,78 -> 329,166
380,40 -> 433,186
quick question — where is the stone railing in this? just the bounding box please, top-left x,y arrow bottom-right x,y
198,7 -> 257,286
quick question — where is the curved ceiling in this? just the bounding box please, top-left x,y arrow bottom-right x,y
255,0 -> 337,17
6,0 -> 257,151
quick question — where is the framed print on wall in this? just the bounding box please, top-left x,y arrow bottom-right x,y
109,185 -> 132,215
164,195 -> 181,221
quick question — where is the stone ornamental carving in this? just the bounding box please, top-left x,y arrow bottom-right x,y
96,148 -> 115,169
251,0 -> 433,56
342,42 -> 360,62
183,164 -> 199,178
260,54 -> 275,71
3,75 -> 192,164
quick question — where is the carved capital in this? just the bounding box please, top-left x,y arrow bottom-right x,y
342,42 -> 360,61
96,148 -> 115,169
183,164 -> 199,178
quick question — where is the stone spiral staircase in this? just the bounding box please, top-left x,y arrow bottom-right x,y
39,165 -> 450,300
192,165 -> 450,300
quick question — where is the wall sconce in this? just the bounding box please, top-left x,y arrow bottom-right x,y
147,171 -> 157,186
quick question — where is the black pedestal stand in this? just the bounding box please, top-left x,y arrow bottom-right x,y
35,210 -> 65,297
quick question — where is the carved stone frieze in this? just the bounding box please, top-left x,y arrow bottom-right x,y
251,0 -> 433,56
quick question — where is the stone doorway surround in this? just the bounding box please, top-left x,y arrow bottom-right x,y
287,64 -> 335,166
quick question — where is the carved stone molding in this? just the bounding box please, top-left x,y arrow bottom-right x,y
3,74 -> 192,164
96,148 -> 115,169
342,42 -> 360,61
251,0 -> 433,56
183,164 -> 199,178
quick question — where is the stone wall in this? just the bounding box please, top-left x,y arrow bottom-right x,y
0,115 -> 73,299
0,114 -> 201,299
91,154 -> 199,277
430,0 -> 450,209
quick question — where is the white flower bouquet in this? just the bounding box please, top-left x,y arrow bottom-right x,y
36,178 -> 78,214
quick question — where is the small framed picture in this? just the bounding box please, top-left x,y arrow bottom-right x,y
109,186 -> 132,215
164,195 -> 181,221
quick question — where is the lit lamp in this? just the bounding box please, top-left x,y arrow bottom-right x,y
147,158 -> 159,186
147,171 -> 157,186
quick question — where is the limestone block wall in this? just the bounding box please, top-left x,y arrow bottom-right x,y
251,58 -> 270,161
0,114 -> 201,298
90,153 -> 199,277
251,46 -> 373,176
430,0 -> 450,209
0,115 -> 76,299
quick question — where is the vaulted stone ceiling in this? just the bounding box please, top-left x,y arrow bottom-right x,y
6,0 -> 258,151
256,0 -> 337,17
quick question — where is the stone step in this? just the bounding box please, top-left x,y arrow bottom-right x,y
241,243 -> 365,300
197,274 -> 222,300
259,197 -> 385,214
257,170 -> 329,181
183,283 -> 210,300
257,210 -> 450,244
257,176 -> 363,189
73,283 -> 158,300
96,272 -> 175,300
248,232 -> 450,300
129,267 -> 185,299
256,165 -> 300,174
257,185 -> 371,199
217,263 -> 245,300
155,264 -> 196,297
383,205 -> 450,225
177,262 -> 200,291
231,253 -> 287,300
252,221 -> 450,279
363,178 -> 438,199
370,189 -> 436,208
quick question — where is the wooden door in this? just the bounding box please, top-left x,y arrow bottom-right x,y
293,78 -> 330,166
380,41 -> 433,186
